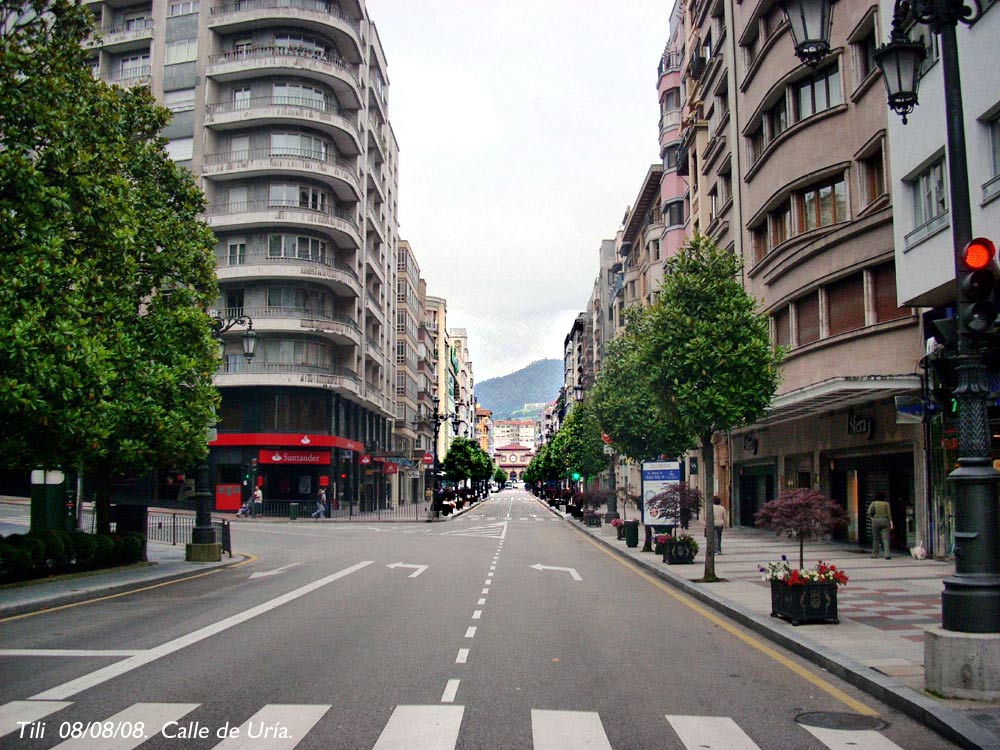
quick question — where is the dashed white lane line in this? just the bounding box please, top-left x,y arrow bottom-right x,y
441,680 -> 460,703
472,610 -> 482,619
465,627 -> 477,638
456,649 -> 469,664
482,588 -> 489,594
477,598 -> 486,605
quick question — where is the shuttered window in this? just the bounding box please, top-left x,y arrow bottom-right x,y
774,307 -> 790,347
827,273 -> 865,335
873,263 -> 909,322
797,292 -> 820,345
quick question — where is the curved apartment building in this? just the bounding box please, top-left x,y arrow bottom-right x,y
86,0 -> 399,511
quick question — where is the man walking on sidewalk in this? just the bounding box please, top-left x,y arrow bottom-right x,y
868,491 -> 892,559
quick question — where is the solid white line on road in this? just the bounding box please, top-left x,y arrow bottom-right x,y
531,710 -> 612,750
666,715 -> 763,750
0,649 -> 143,657
49,703 -> 200,750
212,704 -> 330,750
0,701 -> 72,739
472,610 -> 482,619
464,627 -> 477,638
487,517 -> 496,520
477,598 -> 486,605
440,680 -> 460,703
455,649 -> 469,664
800,725 -> 904,750
372,706 -> 464,750
31,561 -> 375,701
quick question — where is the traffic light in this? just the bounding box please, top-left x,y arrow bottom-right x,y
958,237 -> 998,335
571,472 -> 582,481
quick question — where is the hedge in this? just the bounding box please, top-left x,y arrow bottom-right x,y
0,530 -> 146,584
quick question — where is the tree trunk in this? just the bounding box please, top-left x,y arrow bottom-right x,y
799,533 -> 805,570
95,473 -> 112,536
701,431 -> 717,581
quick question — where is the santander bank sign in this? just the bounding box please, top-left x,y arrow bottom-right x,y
258,449 -> 331,465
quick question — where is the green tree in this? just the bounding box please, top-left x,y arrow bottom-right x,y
558,399 -> 607,482
642,235 -> 783,580
0,0 -> 220,532
493,467 -> 508,485
442,437 -> 478,486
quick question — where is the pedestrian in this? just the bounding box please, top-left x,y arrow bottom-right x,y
312,487 -> 326,520
868,491 -> 893,559
251,485 -> 263,514
710,496 -> 728,554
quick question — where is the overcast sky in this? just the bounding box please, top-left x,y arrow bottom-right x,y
368,0 -> 670,381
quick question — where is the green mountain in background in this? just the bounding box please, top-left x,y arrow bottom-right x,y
475,359 -> 563,420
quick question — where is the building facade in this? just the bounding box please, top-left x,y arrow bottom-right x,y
493,420 -> 536,451
493,444 -> 535,481
85,0 -> 402,512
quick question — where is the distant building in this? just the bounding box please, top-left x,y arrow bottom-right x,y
494,444 -> 535,481
493,420 -> 536,450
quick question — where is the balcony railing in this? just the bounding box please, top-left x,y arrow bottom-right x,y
94,18 -> 154,38
215,249 -> 359,282
210,0 -> 359,31
204,146 -> 356,174
225,305 -> 359,332
101,66 -> 151,85
207,200 -> 359,230
207,46 -> 360,83
205,95 -> 354,121
658,50 -> 683,76
219,358 -> 360,385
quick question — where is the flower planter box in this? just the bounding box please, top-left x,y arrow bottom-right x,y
584,514 -> 602,528
770,580 -> 839,625
664,541 -> 696,565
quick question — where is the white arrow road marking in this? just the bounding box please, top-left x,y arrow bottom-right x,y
386,562 -> 429,578
249,562 -> 301,580
529,564 -> 582,581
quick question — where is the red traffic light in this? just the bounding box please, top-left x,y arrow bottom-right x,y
963,237 -> 995,270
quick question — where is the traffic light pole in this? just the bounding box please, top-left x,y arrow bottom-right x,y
939,24 -> 1000,633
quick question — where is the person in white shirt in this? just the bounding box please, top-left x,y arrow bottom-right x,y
711,496 -> 728,554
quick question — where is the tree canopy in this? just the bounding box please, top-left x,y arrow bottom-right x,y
0,0 -> 220,529
558,398 -> 607,481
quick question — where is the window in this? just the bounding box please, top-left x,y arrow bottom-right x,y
749,124 -> 765,162
795,64 -> 842,120
165,39 -> 198,65
228,186 -> 247,211
766,97 -> 787,139
773,307 -> 791,347
799,176 -> 847,231
662,87 -> 681,113
664,200 -> 684,227
855,28 -> 877,81
232,87 -> 251,109
262,340 -> 330,368
273,83 -> 327,110
268,234 -> 327,261
229,135 -> 249,160
275,34 -> 327,58
225,289 -> 244,317
271,132 -> 328,160
770,201 -> 791,246
860,147 -> 885,206
164,88 -> 195,113
751,225 -> 768,263
165,137 -> 193,161
872,262 -> 909,322
918,28 -> 940,76
168,1 -> 199,16
663,142 -> 681,171
227,238 -> 246,265
911,157 -> 947,227
123,12 -> 150,30
267,287 -> 326,314
119,53 -> 149,78
990,115 -> 1000,180
796,292 -> 820,345
826,273 -> 865,335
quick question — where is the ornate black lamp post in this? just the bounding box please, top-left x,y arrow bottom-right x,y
188,313 -> 257,559
781,0 -> 1000,634
414,395 -> 450,516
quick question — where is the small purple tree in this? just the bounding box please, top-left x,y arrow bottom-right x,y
755,489 -> 848,569
646,482 -> 703,529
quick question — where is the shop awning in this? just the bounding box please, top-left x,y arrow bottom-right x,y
744,375 -> 922,429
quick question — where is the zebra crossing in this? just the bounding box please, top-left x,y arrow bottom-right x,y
0,701 -> 907,749
464,515 -> 558,522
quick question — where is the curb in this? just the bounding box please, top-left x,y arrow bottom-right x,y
539,497 -> 999,750
0,556 -> 246,620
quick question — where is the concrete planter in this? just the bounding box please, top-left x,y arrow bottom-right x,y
770,580 -> 839,626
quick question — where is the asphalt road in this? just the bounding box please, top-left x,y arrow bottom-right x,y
0,490 -> 959,749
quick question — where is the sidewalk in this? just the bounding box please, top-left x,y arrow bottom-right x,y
546,498 -> 1000,750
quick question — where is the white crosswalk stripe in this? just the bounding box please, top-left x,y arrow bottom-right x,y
531,709 -> 612,749
439,522 -> 507,539
371,705 -> 464,750
0,701 -> 911,749
0,700 -> 72,739
666,715 -> 762,749
50,703 -> 200,749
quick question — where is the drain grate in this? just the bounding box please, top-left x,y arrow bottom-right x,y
795,712 -> 888,731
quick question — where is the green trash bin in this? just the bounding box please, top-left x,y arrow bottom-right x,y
624,520 -> 640,548
289,502 -> 299,520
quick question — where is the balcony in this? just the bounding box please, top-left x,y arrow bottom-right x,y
660,109 -> 682,136
101,66 -> 151,87
658,50 -> 683,78
216,249 -> 361,298
206,200 -> 361,250
203,147 -> 361,201
216,358 -> 361,393
86,19 -> 153,52
204,96 -> 361,156
206,47 -> 360,108
208,0 -> 361,57
365,339 -> 382,359
231,305 -> 361,346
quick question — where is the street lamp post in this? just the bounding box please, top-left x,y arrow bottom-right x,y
187,312 -> 257,560
781,0 -> 1000,695
414,395 -> 450,517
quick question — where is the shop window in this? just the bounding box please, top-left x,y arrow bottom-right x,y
796,292 -> 820,345
873,262 -> 909,322
826,273 -> 865,335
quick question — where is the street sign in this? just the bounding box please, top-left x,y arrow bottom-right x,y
421,453 -> 434,465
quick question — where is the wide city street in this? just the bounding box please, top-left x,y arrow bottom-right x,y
0,491 -> 959,749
